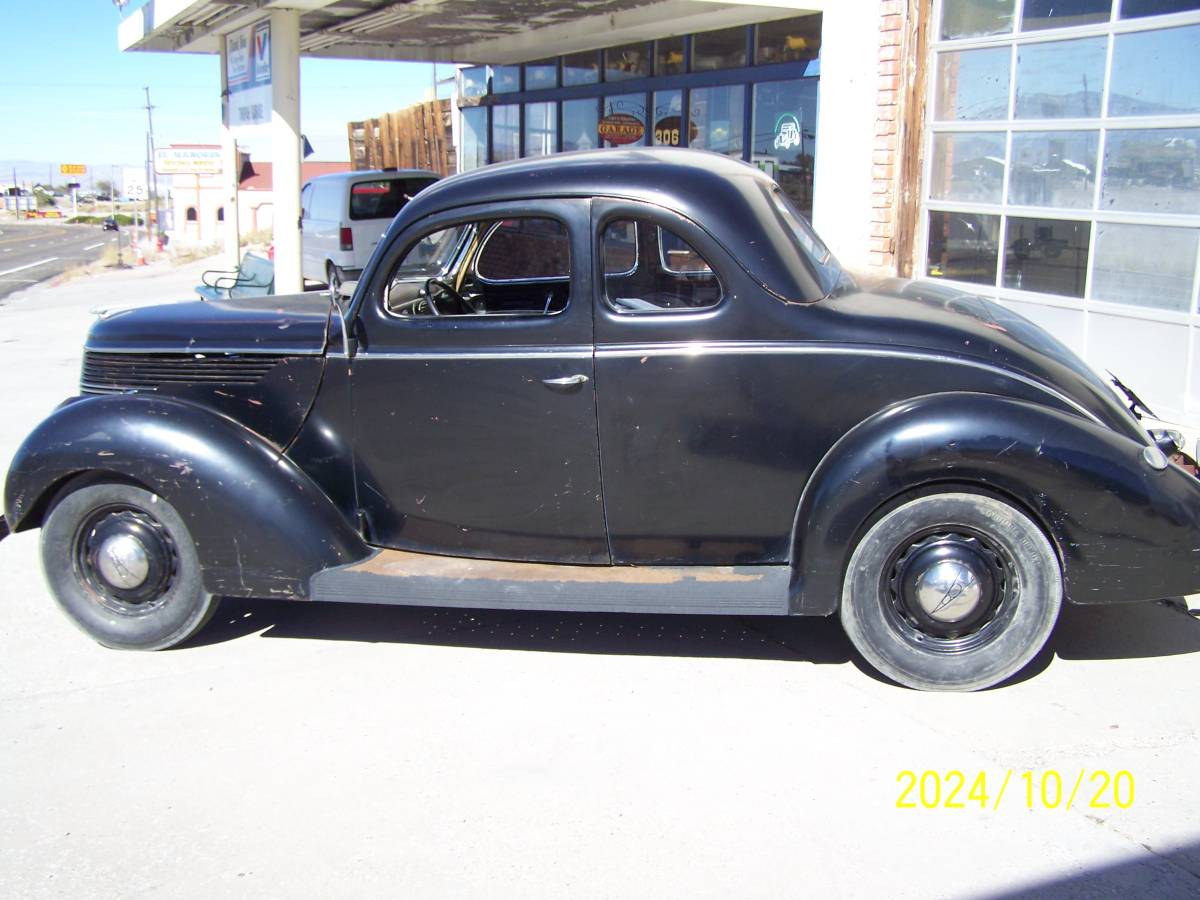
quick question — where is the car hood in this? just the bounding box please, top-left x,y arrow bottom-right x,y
85,292 -> 334,355
826,279 -> 1147,443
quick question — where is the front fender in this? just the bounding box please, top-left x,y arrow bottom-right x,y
791,392 -> 1200,614
4,394 -> 369,598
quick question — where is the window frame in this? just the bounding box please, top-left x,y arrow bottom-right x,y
920,0 -> 1200,325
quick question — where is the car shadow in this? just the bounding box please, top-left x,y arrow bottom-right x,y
186,594 -> 1200,686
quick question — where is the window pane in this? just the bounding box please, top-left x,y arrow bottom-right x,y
1008,131 -> 1098,208
1110,25 -> 1200,116
461,107 -> 487,171
492,65 -> 520,94
756,14 -> 822,66
492,104 -> 520,162
1121,0 -> 1200,18
1022,0 -> 1111,30
525,61 -> 557,91
605,42 -> 651,81
690,85 -> 745,157
563,99 -> 598,151
1014,38 -> 1106,119
603,219 -> 722,313
524,102 -> 557,157
941,0 -> 1015,39
600,94 -> 647,147
752,79 -> 820,220
693,26 -> 747,71
348,179 -> 430,221
1003,217 -> 1091,297
935,48 -> 1011,121
478,218 -> 570,281
652,90 -> 684,146
930,132 -> 1007,203
462,66 -> 488,99
926,211 -> 1001,285
1092,224 -> 1199,311
656,36 -> 685,75
1102,128 -> 1200,214
563,50 -> 599,86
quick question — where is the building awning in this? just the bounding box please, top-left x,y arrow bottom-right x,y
119,0 -> 817,64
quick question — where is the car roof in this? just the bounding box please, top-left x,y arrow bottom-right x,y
390,147 -> 830,303
303,169 -> 438,185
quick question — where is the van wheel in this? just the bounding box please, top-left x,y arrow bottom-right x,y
40,483 -> 219,650
840,493 -> 1061,692
326,263 -> 342,298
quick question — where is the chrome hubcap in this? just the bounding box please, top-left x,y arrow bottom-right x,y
914,559 -> 983,623
96,533 -> 151,590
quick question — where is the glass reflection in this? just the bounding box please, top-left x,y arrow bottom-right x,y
563,50 -> 599,86
930,132 -> 1006,203
1102,128 -> 1200,215
491,105 -> 520,162
927,211 -> 1001,285
1110,25 -> 1200,116
562,99 -> 598,151
693,26 -> 747,71
1093,224 -> 1199,312
492,66 -> 520,94
1009,132 -> 1098,208
1014,38 -> 1105,119
1121,0 -> 1200,19
601,94 -> 647,148
1022,0 -> 1110,31
606,43 -> 651,81
524,102 -> 556,157
690,85 -> 745,157
524,61 -> 557,91
940,0 -> 1015,39
461,107 -> 487,171
936,48 -> 1011,121
656,36 -> 685,75
1003,217 -> 1090,297
652,91 -> 684,146
752,79 -> 819,220
756,15 -> 821,66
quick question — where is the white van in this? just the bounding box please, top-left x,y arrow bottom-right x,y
300,168 -> 439,294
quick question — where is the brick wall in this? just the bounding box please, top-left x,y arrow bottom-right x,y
870,0 -> 906,272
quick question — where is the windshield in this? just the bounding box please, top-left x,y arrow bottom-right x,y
767,187 -> 846,298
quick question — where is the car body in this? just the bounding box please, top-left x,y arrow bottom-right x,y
101,216 -> 119,231
5,147 -> 1200,691
300,167 -> 438,295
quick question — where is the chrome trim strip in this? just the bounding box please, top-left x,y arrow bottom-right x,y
82,345 -> 323,356
356,346 -> 593,361
594,342 -> 1104,425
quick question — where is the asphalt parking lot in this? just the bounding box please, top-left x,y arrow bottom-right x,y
1,259 -> 1199,898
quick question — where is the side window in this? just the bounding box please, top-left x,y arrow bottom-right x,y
602,219 -> 722,314
300,183 -> 312,219
386,216 -> 571,318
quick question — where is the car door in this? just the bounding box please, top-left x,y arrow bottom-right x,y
350,198 -> 608,564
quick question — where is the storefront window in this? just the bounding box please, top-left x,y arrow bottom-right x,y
563,50 -> 600,86
1093,224 -> 1199,311
927,211 -> 1002,285
940,0 -> 1015,39
755,15 -> 821,66
461,107 -> 487,171
1002,217 -> 1090,297
935,47 -> 1011,120
1021,0 -> 1109,30
1121,0 -> 1200,18
930,132 -> 1007,204
605,42 -> 651,81
692,26 -> 747,71
1008,132 -> 1098,208
652,91 -> 684,146
492,66 -> 520,94
690,85 -> 744,157
563,99 -> 598,151
751,79 -> 818,220
524,60 -> 557,91
1110,25 -> 1200,116
656,36 -> 685,75
461,66 -> 489,100
600,94 -> 648,148
524,102 -> 557,156
492,104 -> 520,162
1014,38 -> 1105,119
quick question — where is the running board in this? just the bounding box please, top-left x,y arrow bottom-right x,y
309,548 -> 791,615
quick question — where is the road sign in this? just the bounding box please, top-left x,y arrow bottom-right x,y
155,146 -> 222,175
59,164 -> 87,176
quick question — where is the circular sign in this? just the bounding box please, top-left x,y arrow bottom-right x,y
599,113 -> 645,146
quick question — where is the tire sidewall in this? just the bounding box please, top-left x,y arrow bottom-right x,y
840,493 -> 1062,692
41,483 -> 217,650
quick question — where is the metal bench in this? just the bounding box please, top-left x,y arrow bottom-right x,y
195,252 -> 274,300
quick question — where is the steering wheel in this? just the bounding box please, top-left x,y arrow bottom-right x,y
424,278 -> 466,315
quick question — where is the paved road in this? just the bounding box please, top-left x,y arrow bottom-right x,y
0,221 -> 117,301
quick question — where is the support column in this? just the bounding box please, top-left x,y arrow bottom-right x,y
271,8 -> 302,294
219,39 -> 241,268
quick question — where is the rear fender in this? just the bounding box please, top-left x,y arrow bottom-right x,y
4,395 -> 369,598
790,392 -> 1200,614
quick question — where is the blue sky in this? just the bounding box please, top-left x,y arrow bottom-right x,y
0,1 -> 448,179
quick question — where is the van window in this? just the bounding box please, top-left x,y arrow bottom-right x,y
309,183 -> 341,222
350,178 -> 434,221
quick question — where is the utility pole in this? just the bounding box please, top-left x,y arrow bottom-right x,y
144,132 -> 152,252
144,86 -> 160,241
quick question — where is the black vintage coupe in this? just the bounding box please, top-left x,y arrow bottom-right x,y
4,148 -> 1199,691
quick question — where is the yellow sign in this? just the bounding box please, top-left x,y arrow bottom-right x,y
59,163 -> 87,175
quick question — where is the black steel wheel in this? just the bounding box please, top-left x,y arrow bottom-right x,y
41,483 -> 219,650
840,493 -> 1061,691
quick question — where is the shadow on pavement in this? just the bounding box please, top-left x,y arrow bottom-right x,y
980,839 -> 1200,899
187,592 -> 1200,683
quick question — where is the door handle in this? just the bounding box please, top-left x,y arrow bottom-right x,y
542,374 -> 589,390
